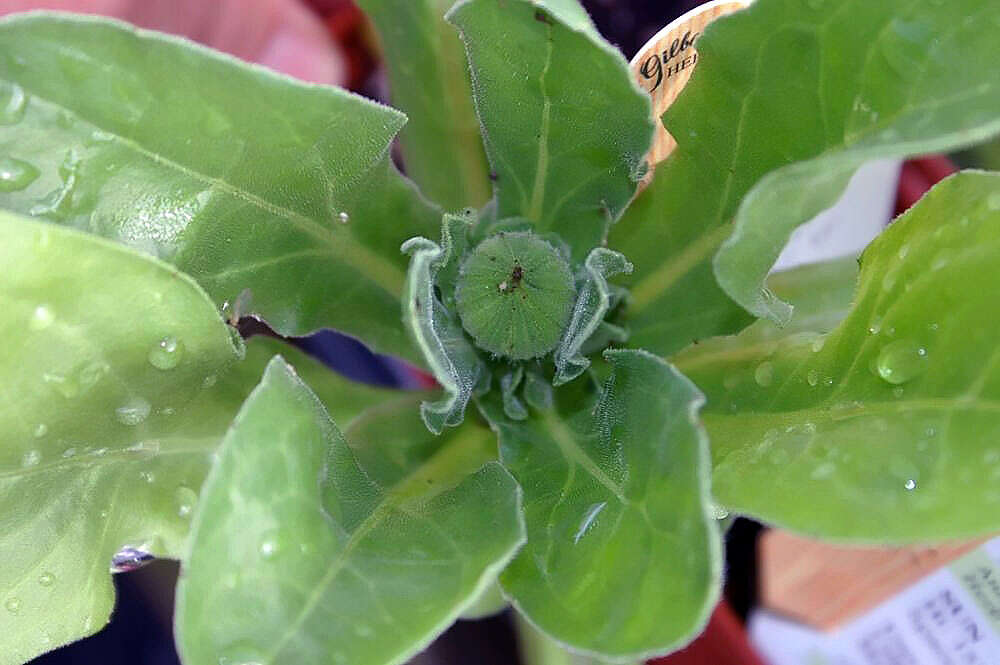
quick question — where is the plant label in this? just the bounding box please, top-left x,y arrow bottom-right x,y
631,0 -> 754,187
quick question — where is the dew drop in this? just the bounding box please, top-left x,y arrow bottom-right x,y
175,485 -> 198,519
139,470 -> 155,484
881,267 -> 899,292
875,339 -> 928,385
22,449 -> 41,467
32,423 -> 48,439
338,211 -> 350,224
811,337 -> 825,353
810,462 -> 836,480
148,336 -> 184,370
110,546 -> 155,573
930,249 -> 951,271
5,597 -> 21,614
754,361 -> 774,387
0,156 -> 39,192
203,374 -> 218,389
28,304 -> 54,331
116,397 -> 151,426
62,447 -> 77,459
38,572 -> 55,587
904,479 -> 917,491
77,360 -> 110,389
259,537 -> 279,560
806,369 -> 820,387
43,372 -> 80,399
0,82 -> 27,124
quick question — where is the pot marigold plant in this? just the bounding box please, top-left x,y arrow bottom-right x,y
2,0 -> 1000,663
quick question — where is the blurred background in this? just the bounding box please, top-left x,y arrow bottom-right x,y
5,0 -> 995,663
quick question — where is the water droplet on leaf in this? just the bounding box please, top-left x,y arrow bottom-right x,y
22,449 -> 40,467
38,572 -> 54,587
904,479 -> 916,491
0,156 -> 39,192
148,336 -> 184,370
5,597 -> 21,614
116,397 -> 151,426
876,339 -> 928,385
28,304 -> 54,331
32,423 -> 48,439
754,362 -> 774,387
110,546 -> 155,573
338,211 -> 350,224
176,485 -> 197,519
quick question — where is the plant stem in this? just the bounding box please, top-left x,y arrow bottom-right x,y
513,612 -> 641,665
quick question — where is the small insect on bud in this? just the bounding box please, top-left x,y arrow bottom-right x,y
455,231 -> 576,360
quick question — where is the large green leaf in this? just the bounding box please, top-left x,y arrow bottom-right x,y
0,12 -> 439,364
0,213 -> 402,664
613,0 -> 1000,355
482,350 -> 719,659
0,215 -> 242,665
447,0 -> 654,261
356,0 -> 491,210
177,357 -> 525,665
683,172 -> 1000,542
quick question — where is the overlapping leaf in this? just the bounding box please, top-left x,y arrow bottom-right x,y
0,215 -> 242,665
0,12 -> 439,364
613,0 -> 1000,355
177,357 -> 524,665
681,173 -> 1000,542
448,0 -> 654,261
356,0 -> 491,209
481,350 -> 719,659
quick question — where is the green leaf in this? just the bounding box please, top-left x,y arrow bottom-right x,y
402,215 -> 488,433
613,0 -> 1000,354
0,12 -> 439,364
683,172 -> 1000,542
356,0 -> 492,209
482,350 -> 720,659
176,357 -> 525,665
0,214 -> 242,665
447,0 -> 654,261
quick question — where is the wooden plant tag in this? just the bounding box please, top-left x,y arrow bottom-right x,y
630,0 -> 754,186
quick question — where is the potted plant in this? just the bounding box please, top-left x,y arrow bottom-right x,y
2,1 -> 999,664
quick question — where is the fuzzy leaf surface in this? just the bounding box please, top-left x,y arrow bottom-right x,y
482,350 -> 719,659
0,12 -> 439,364
356,0 -> 491,209
177,358 -> 524,665
614,0 -> 1000,354
448,0 -> 654,261
682,173 -> 1000,542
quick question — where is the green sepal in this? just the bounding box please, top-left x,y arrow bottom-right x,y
553,248 -> 633,386
402,217 -> 486,434
502,367 -> 529,421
